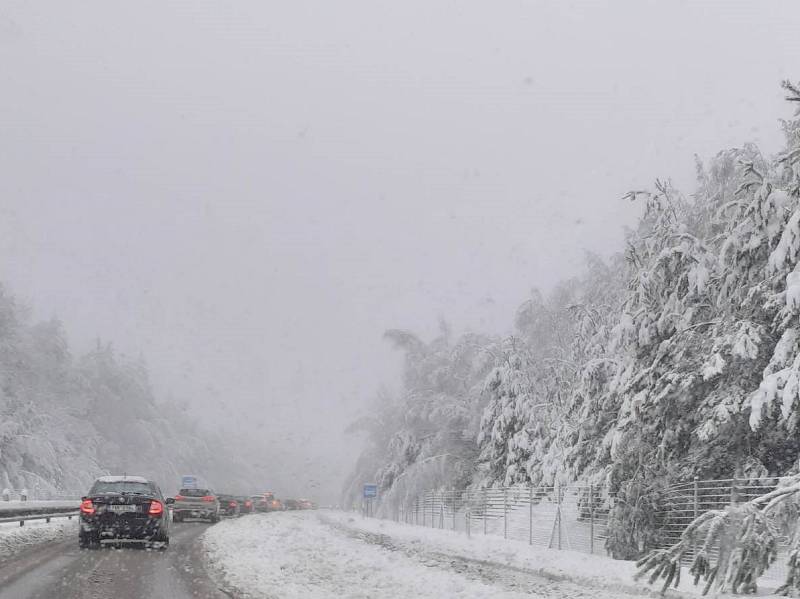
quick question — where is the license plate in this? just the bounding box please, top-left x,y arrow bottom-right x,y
107,504 -> 138,513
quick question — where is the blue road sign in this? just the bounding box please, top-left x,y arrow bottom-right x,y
363,483 -> 378,498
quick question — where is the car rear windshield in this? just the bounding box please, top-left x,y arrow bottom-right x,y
90,481 -> 155,495
179,488 -> 211,497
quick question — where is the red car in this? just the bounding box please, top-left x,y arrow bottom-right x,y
251,492 -> 274,512
237,496 -> 255,514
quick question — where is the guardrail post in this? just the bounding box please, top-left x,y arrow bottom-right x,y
19,520 -> 24,527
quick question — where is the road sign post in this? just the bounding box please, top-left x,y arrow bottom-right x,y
363,483 -> 378,518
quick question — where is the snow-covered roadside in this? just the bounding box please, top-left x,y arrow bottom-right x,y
204,512 -> 535,598
0,518 -> 77,562
324,512 -> 783,599
203,512 -> 669,599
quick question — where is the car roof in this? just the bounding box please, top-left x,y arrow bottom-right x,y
95,475 -> 150,484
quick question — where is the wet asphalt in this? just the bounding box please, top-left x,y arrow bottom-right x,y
0,522 -> 229,599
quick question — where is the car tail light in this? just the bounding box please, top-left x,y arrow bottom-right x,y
174,494 -> 184,501
202,495 -> 215,502
229,501 -> 237,507
245,500 -> 252,507
148,500 -> 164,516
80,499 -> 95,515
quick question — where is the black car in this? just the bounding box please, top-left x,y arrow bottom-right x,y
218,494 -> 240,517
79,475 -> 173,549
237,496 -> 255,514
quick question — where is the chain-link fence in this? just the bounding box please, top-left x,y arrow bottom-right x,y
656,477 -> 793,586
368,484 -> 613,555
363,475 -> 797,589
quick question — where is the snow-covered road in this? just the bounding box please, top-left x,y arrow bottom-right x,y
0,522 -> 225,599
203,511 -> 666,599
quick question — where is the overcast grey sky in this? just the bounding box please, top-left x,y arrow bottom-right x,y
1,1 -> 799,500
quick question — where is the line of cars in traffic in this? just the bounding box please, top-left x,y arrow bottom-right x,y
172,489 -> 317,521
78,475 -> 317,550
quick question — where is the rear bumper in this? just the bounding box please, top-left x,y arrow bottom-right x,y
80,516 -> 164,540
173,506 -> 216,517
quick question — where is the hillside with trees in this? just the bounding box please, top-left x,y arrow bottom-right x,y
0,285 -> 256,496
346,80 -> 800,561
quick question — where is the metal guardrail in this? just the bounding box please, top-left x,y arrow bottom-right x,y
0,510 -> 79,527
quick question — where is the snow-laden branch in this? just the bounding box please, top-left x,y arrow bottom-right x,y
636,477 -> 800,596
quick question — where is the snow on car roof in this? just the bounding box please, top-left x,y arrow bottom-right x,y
95,475 -> 150,483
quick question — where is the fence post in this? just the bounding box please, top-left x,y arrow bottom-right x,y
452,491 -> 457,531
692,476 -> 699,556
466,509 -> 470,538
483,489 -> 487,535
503,488 -> 508,539
589,484 -> 595,555
529,485 -> 533,546
439,493 -> 444,529
557,480 -> 562,550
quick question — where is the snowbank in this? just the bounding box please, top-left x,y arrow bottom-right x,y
323,512 -> 784,599
204,512 -> 540,598
0,518 -> 77,562
205,512 -> 700,599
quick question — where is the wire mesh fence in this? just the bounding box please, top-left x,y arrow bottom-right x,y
362,475 -> 796,588
656,476 -> 793,586
367,483 -> 613,556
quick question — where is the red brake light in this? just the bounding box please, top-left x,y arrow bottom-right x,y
80,499 -> 95,515
174,494 -> 184,501
202,495 -> 215,502
148,500 -> 164,516
229,501 -> 237,507
245,501 -> 252,507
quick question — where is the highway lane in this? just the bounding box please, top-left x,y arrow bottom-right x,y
0,522 -> 228,599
